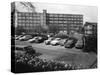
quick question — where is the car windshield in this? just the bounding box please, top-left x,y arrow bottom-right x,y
67,40 -> 73,43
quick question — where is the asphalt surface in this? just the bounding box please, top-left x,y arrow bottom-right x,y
15,40 -> 97,67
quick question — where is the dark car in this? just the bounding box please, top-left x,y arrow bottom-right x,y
75,39 -> 84,49
64,37 -> 77,48
35,37 -> 45,43
59,39 -> 68,46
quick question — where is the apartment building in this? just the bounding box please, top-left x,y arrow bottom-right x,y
14,10 -> 83,34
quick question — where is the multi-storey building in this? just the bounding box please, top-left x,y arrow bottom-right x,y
17,12 -> 43,33
14,10 -> 83,34
84,22 -> 97,37
46,12 -> 83,33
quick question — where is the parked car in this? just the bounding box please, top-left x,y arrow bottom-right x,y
50,38 -> 61,46
15,35 -> 24,40
75,39 -> 84,49
18,35 -> 26,41
28,37 -> 39,43
35,37 -> 45,43
20,35 -> 32,41
64,38 -> 77,48
28,36 -> 45,43
59,39 -> 68,46
15,35 -> 18,39
39,35 -> 48,40
45,37 -> 54,45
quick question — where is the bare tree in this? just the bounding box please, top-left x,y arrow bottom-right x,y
20,2 -> 35,12
27,2 -> 35,12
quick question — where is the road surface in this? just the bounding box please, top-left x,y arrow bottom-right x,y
15,40 -> 97,67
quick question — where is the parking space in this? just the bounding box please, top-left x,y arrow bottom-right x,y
15,40 -> 83,54
15,40 -> 97,67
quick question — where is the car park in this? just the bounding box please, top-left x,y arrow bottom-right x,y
64,37 -> 77,48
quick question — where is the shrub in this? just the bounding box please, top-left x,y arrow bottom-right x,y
24,46 -> 36,54
15,52 -> 89,73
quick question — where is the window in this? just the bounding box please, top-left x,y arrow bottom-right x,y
49,14 -> 54,17
17,13 -> 21,16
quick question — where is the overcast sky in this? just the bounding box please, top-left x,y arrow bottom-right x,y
16,2 -> 98,23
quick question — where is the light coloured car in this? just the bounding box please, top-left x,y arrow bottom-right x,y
20,35 -> 32,41
15,35 -> 24,40
50,38 -> 61,46
18,36 -> 26,41
28,37 -> 38,43
15,35 -> 18,40
45,37 -> 54,45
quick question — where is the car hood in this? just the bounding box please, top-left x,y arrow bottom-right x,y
51,40 -> 59,43
28,38 -> 36,41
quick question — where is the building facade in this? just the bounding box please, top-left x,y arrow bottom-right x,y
84,22 -> 97,37
15,10 -> 83,34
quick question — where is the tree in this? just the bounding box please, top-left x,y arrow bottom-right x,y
40,25 -> 49,33
15,26 -> 26,35
20,2 -> 35,12
49,24 -> 59,34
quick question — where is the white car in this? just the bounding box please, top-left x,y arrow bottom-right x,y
15,35 -> 18,40
50,38 -> 61,46
18,36 -> 26,40
45,37 -> 54,45
28,37 -> 38,43
15,35 -> 24,40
